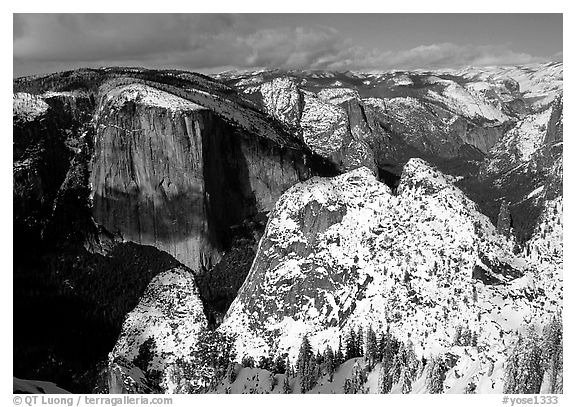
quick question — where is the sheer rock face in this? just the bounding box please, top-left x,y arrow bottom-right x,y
91,83 -> 314,270
221,159 -> 560,385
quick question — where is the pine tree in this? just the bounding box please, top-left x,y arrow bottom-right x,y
300,353 -> 318,393
405,339 -> 418,379
285,357 -> 292,378
258,355 -> 273,371
282,372 -> 291,393
241,355 -> 255,368
315,350 -> 324,366
542,313 -> 562,393
377,364 -> 388,394
357,326 -> 365,357
324,345 -> 335,381
345,328 -> 357,360
344,361 -> 366,394
453,325 -> 463,346
391,340 -> 417,391
425,356 -> 447,393
471,331 -> 479,347
225,361 -> 236,383
296,335 -> 313,378
366,325 -> 378,370
398,366 -> 412,394
335,336 -> 345,367
461,327 -> 472,346
273,354 -> 287,374
378,330 -> 397,393
504,326 -> 545,393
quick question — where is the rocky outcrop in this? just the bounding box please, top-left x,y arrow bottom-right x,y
110,267 -> 207,393
243,78 -> 378,174
91,83 -> 318,270
221,159 -> 558,368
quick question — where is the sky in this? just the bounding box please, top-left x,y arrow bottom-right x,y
13,14 -> 563,77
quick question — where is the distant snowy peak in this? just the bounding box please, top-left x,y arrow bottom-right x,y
454,62 -> 563,109
424,80 -> 511,124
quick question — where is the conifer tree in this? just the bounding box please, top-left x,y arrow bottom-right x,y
225,361 -> 236,383
425,355 -> 447,393
542,313 -> 562,393
282,372 -> 291,394
471,331 -> 479,347
377,364 -> 389,394
391,340 -> 417,391
344,361 -> 366,394
405,339 -> 418,379
357,326 -> 365,357
366,325 -> 378,370
461,327 -> 472,346
296,335 -> 313,378
273,354 -> 287,375
453,325 -> 463,346
345,328 -> 357,360
324,345 -> 335,381
504,326 -> 545,393
398,366 -> 412,394
285,357 -> 292,378
315,350 -> 323,366
335,336 -> 345,367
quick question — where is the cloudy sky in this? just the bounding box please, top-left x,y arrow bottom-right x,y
13,14 -> 562,77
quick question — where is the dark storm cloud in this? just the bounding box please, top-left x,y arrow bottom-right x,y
13,14 -> 562,77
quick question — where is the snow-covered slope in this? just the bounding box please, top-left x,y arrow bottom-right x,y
109,267 -> 208,392
424,78 -> 511,124
221,159 -> 561,390
13,93 -> 50,122
102,83 -> 206,112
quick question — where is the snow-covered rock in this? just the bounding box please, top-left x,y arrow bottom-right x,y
102,83 -> 205,113
13,93 -> 50,122
110,267 -> 208,392
425,79 -> 511,124
221,159 -> 560,387
259,77 -> 302,126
